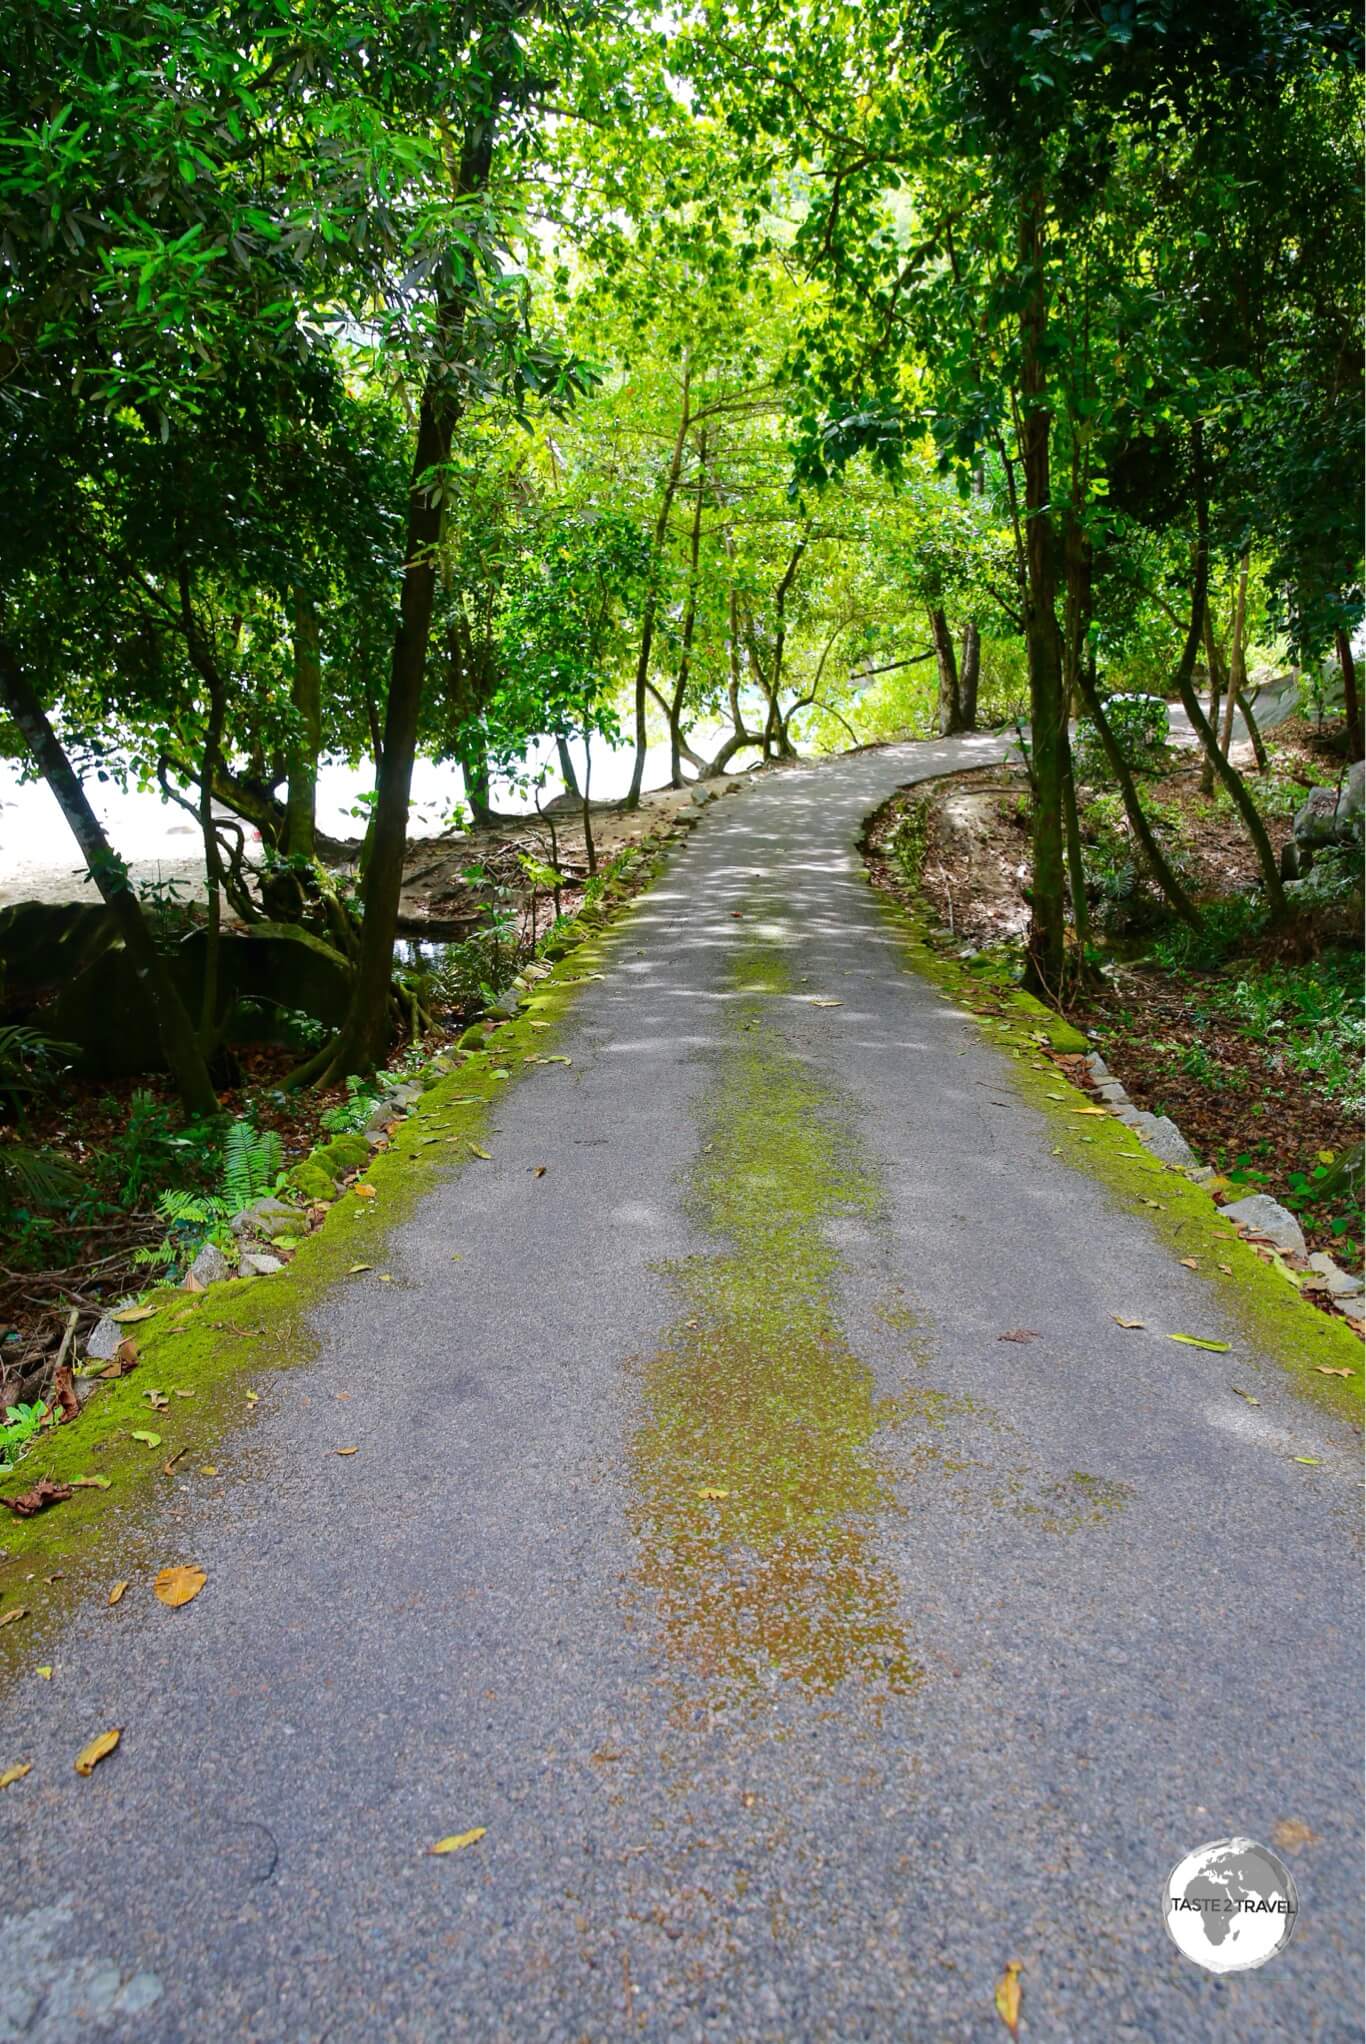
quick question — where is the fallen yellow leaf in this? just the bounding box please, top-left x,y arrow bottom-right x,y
108,1582 -> 128,1606
697,1486 -> 730,1501
1169,1334 -> 1230,1352
69,1475 -> 111,1490
0,1762 -> 32,1789
467,1144 -> 492,1160
1179,1258 -> 1199,1270
355,1184 -> 377,1199
348,1264 -> 372,1274
245,1390 -> 259,1404
1317,1149 -> 1335,1165
336,1446 -> 359,1457
1073,1105 -> 1107,1117
377,1273 -> 393,1284
1112,1316 -> 1146,1330
199,1465 -> 218,1477
0,1607 -> 27,1629
1293,1456 -> 1322,1466
111,1305 -> 155,1324
35,1667 -> 52,1680
130,1430 -> 161,1447
154,1565 -> 206,1609
430,1827 -> 486,1855
995,1960 -> 1022,2038
74,1728 -> 120,1777
1315,1366 -> 1353,1378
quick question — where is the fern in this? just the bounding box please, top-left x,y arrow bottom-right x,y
220,1121 -> 283,1208
0,1144 -> 81,1208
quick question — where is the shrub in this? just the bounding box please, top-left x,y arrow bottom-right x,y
1074,693 -> 1169,786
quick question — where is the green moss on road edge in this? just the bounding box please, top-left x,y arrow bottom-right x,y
864,874 -> 1364,1427
0,829 -> 681,1666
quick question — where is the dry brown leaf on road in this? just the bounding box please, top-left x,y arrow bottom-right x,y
430,1827 -> 486,1855
1272,1818 -> 1319,1852
1,1478 -> 73,1518
336,1446 -> 359,1457
108,1582 -> 128,1606
1315,1366 -> 1353,1378
52,1363 -> 80,1422
1179,1258 -> 1199,1270
0,1609 -> 27,1629
1112,1316 -> 1146,1330
995,1960 -> 1023,2038
74,1729 -> 120,1777
154,1565 -> 206,1609
1231,1388 -> 1260,1405
997,1329 -> 1041,1344
0,1763 -> 32,1789
530,1165 -> 547,1178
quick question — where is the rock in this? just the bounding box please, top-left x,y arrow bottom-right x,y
458,1021 -> 491,1048
488,987 -> 521,1018
0,901 -> 119,1000
238,1252 -> 283,1277
288,1160 -> 336,1203
1085,1052 -> 1111,1083
1112,1104 -> 1146,1126
1220,1194 -> 1307,1259
365,1100 -> 396,1135
1141,1115 -> 1200,1168
1292,785 -> 1341,847
1304,1252 -> 1363,1298
389,1082 -> 422,1109
1185,1165 -> 1218,1188
230,1196 -> 296,1241
1097,1080 -> 1129,1105
184,1242 -> 232,1289
46,924 -> 354,1078
314,1132 -> 369,1178
1336,758 -> 1364,828
84,1314 -> 124,1361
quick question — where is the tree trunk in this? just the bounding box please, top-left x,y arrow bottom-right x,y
323,114 -> 499,1078
669,431 -> 707,786
929,607 -> 963,735
0,640 -> 219,1117
1061,737 -> 1090,954
460,727 -> 494,824
1199,607 -> 1225,797
1220,554 -> 1248,759
1017,189 -> 1068,1000
762,538 -> 806,759
287,591 -> 322,859
1335,628 -> 1363,757
1176,425 -> 1287,919
556,736 -> 581,800
627,359 -> 692,808
959,621 -> 981,730
1075,659 -> 1201,928
580,728 -> 596,877
1237,686 -> 1269,772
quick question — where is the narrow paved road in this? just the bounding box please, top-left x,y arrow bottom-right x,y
3,738 -> 1361,2042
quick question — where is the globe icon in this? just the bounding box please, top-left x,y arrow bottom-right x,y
1164,1838 -> 1299,1973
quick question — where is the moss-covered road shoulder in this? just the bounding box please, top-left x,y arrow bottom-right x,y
861,850 -> 1364,1428
0,833 -> 679,1668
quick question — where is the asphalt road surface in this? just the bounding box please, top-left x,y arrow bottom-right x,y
2,736 -> 1361,2042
